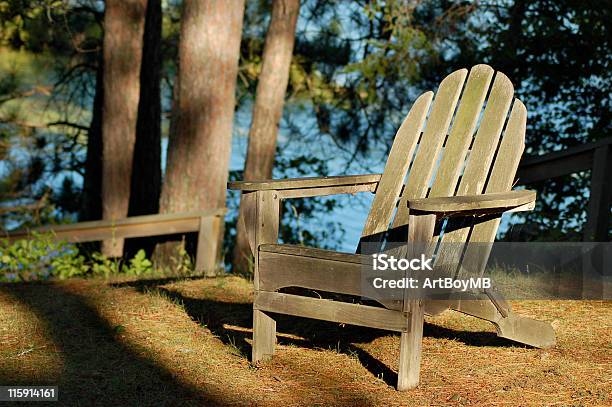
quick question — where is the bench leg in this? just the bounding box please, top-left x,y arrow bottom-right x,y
196,216 -> 222,277
397,299 -> 425,390
252,309 -> 276,363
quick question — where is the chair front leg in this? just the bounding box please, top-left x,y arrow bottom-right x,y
398,299 -> 425,390
397,213 -> 435,390
246,190 -> 280,363
253,308 -> 277,362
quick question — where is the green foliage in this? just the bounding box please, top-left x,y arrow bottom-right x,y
167,239 -> 193,275
0,233 -> 153,282
274,153 -> 345,248
0,0 -> 179,231
0,0 -> 102,228
1,0 -> 609,251
428,0 -> 611,239
0,0 -> 101,53
345,0 -> 435,99
0,233 -> 88,281
124,249 -> 153,276
89,251 -> 120,278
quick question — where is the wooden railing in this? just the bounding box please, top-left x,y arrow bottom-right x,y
4,209 -> 226,276
517,137 -> 612,241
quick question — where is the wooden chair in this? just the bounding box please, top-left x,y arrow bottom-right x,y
229,65 -> 556,390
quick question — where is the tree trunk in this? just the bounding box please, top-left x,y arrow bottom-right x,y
151,74 -> 183,271
80,56 -> 104,223
233,0 -> 300,274
129,0 -> 161,218
101,0 -> 147,257
159,0 -> 246,274
126,0 -> 162,258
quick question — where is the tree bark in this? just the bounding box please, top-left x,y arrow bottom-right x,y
233,0 -> 300,274
159,0 -> 246,273
101,0 -> 147,257
126,0 -> 162,258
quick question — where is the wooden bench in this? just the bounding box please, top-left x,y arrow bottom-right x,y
4,209 -> 226,276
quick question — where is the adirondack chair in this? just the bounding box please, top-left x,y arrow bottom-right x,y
229,65 -> 556,390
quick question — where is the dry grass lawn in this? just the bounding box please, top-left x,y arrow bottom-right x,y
0,276 -> 610,406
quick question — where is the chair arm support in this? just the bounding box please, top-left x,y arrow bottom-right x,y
228,174 -> 381,199
408,190 -> 536,217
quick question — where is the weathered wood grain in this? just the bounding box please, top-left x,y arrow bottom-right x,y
393,68 -> 468,228
426,295 -> 556,348
251,190 -> 281,363
254,291 -> 408,332
362,92 -> 433,237
252,308 -> 276,362
276,183 -> 377,199
258,247 -> 402,310
398,213 -> 434,390
259,244 -> 365,264
457,72 -> 515,196
398,300 -> 425,390
239,192 -> 257,255
408,190 -> 535,215
432,73 -> 515,278
195,215 -> 223,277
252,190 -> 280,290
6,209 -> 226,243
429,64 -> 493,199
466,100 -> 527,245
228,174 -> 381,191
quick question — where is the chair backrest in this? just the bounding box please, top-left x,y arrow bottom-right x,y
361,65 -> 526,251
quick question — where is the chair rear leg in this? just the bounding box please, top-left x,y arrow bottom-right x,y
426,294 -> 556,348
252,309 -> 276,363
397,299 -> 425,390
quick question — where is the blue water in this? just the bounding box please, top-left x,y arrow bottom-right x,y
228,107 -> 383,253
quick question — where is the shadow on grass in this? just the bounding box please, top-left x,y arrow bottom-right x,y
0,282 -> 229,406
114,276 -> 519,390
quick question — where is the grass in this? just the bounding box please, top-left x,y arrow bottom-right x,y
0,275 -> 610,406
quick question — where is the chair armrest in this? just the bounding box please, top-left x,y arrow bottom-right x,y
408,190 -> 536,216
228,174 -> 381,199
